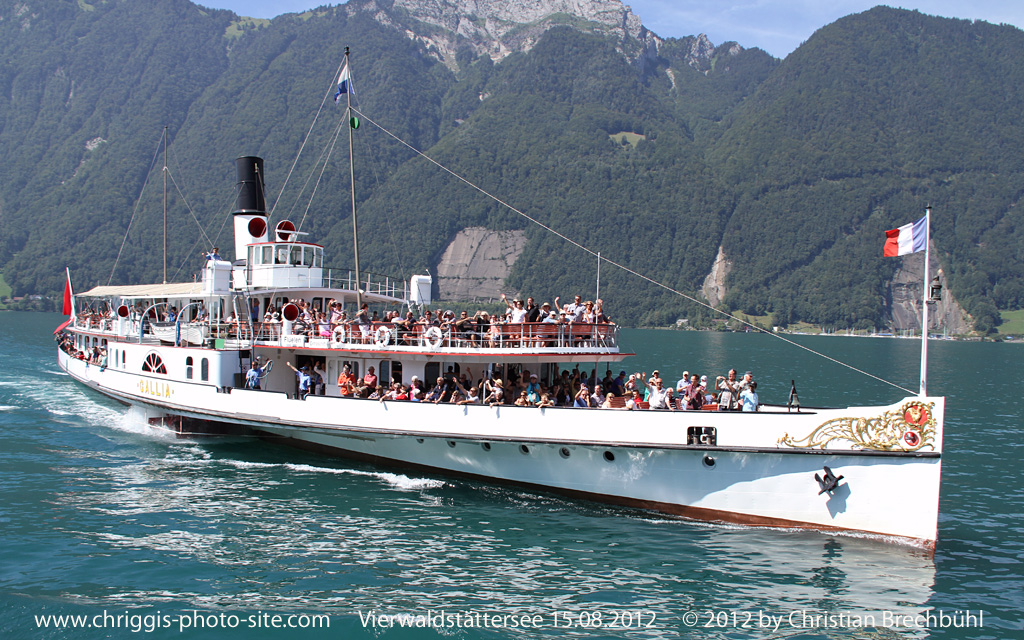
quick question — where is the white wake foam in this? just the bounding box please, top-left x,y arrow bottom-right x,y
220,459 -> 446,490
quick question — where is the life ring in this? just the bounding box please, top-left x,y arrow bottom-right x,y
422,326 -> 443,349
332,325 -> 347,345
374,325 -> 392,347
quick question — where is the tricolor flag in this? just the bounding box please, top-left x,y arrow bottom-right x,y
883,215 -> 927,257
333,61 -> 354,103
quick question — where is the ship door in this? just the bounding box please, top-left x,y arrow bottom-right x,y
424,362 -> 440,385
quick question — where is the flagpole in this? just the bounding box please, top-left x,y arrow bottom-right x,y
344,47 -> 362,309
919,205 -> 931,396
162,126 -> 168,284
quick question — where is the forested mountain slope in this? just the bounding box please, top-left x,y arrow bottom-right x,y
0,1 -> 1020,332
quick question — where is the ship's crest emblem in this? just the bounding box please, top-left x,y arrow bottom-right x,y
778,401 -> 936,452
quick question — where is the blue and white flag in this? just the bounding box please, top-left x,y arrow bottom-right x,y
334,61 -> 354,103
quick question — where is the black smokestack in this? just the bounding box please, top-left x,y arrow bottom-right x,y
233,156 -> 266,213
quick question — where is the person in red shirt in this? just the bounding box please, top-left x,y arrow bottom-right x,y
337,363 -> 356,396
363,366 -> 378,390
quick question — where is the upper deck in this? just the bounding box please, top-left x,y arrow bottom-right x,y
67,314 -> 627,364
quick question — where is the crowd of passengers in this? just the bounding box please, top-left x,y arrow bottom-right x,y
56,332 -> 108,368
244,294 -> 611,344
283,360 -> 760,412
74,293 -> 611,348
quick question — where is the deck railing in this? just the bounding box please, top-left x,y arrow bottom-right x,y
322,268 -> 408,300
68,316 -> 620,352
251,321 -> 620,351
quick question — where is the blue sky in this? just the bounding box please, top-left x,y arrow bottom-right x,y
198,1 -> 1024,58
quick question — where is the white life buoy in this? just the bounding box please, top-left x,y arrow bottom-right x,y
332,324 -> 347,345
422,326 -> 443,349
374,325 -> 392,347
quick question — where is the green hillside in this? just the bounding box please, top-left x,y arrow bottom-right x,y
0,2 -> 1021,333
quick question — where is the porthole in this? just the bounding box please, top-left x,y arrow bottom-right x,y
702,455 -> 716,469
481,443 -> 491,451
447,440 -> 456,448
603,451 -> 615,462
559,447 -> 571,459
416,438 -> 424,444
519,444 -> 530,455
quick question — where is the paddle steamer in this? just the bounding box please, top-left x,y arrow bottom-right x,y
56,154 -> 944,548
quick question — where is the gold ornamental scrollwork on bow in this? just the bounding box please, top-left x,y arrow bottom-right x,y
778,401 -> 936,452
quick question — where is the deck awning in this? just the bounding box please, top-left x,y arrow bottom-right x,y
75,282 -> 405,305
78,283 -> 206,298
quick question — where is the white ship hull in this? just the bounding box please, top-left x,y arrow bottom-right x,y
58,347 -> 943,548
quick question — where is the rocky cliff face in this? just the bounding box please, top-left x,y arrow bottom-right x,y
347,0 -> 676,69
435,227 -> 527,301
701,245 -> 732,308
888,246 -> 972,335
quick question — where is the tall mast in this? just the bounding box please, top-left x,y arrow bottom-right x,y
162,126 -> 168,284
919,205 -> 931,396
344,48 -> 362,308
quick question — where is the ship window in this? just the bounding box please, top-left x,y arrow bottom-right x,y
290,245 -> 302,265
122,350 -> 126,368
201,358 -> 209,381
185,356 -> 194,379
248,245 -> 255,265
142,352 -> 167,374
390,361 -> 402,384
261,246 -> 272,265
313,248 -> 323,267
276,245 -> 288,264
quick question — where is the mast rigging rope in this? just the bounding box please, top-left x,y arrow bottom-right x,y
352,106 -> 917,396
